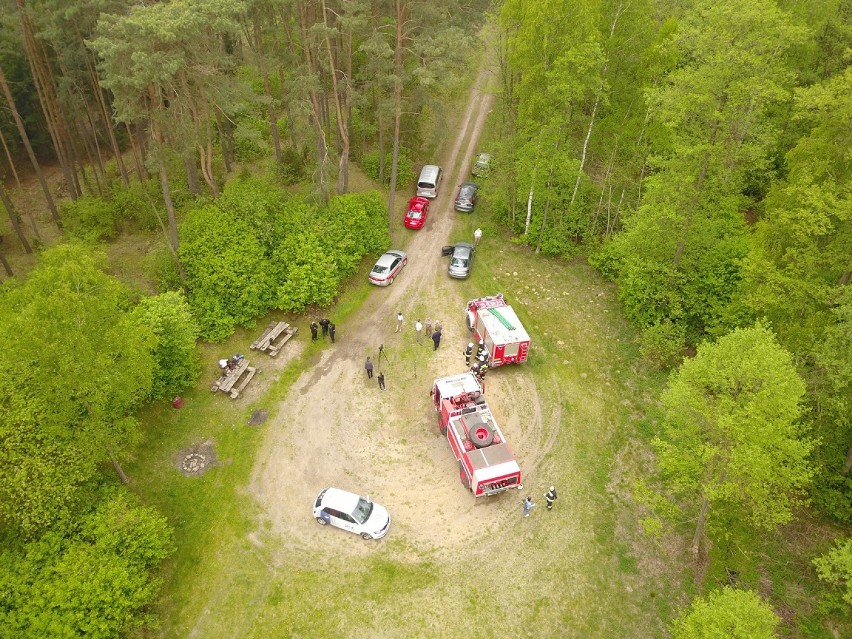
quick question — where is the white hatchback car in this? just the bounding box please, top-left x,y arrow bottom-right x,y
312,487 -> 391,540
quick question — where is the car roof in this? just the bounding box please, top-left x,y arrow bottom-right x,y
453,243 -> 473,257
319,487 -> 362,512
377,250 -> 405,266
408,197 -> 429,210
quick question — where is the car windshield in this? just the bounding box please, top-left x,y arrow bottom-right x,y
407,210 -> 423,219
372,264 -> 388,274
351,497 -> 373,524
450,257 -> 469,268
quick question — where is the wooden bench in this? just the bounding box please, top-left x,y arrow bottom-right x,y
211,358 -> 258,399
250,321 -> 298,357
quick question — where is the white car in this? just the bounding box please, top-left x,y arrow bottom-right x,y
312,487 -> 391,540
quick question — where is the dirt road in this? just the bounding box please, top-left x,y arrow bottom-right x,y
247,65 -> 555,558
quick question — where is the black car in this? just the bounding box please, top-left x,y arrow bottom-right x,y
454,182 -> 479,213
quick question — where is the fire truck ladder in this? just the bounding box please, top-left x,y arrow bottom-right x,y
488,308 -> 515,330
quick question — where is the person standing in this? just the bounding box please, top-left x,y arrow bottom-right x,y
415,319 -> 423,344
365,357 -> 374,379
476,340 -> 486,360
544,486 -> 558,511
522,496 -> 535,517
434,320 -> 442,334
474,227 -> 482,246
425,317 -> 432,337
432,329 -> 442,350
377,372 -> 385,390
395,311 -> 404,333
319,318 -> 330,338
310,320 -> 319,341
329,322 -> 336,343
464,342 -> 474,366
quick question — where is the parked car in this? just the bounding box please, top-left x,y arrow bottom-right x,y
472,153 -> 492,177
369,250 -> 407,286
454,182 -> 479,213
441,242 -> 475,279
404,196 -> 430,229
313,487 -> 391,540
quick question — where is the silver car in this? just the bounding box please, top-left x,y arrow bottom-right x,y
441,242 -> 475,279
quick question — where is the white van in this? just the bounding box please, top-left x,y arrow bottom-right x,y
416,165 -> 442,198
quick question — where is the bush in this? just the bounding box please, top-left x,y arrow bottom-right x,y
144,245 -> 183,294
274,147 -> 308,185
111,179 -> 163,232
638,320 -> 686,369
360,148 -> 415,189
132,292 -> 201,400
59,196 -> 117,241
178,204 -> 274,341
233,120 -> 270,161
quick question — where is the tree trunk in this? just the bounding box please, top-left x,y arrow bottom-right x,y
0,66 -> 60,226
215,109 -> 232,174
184,155 -> 200,195
125,122 -> 147,184
569,83 -> 602,209
0,182 -> 31,253
108,447 -> 129,485
691,495 -> 710,558
378,103 -> 385,182
0,249 -> 12,276
78,24 -> 128,187
296,0 -> 329,202
321,0 -> 350,194
255,20 -> 282,164
0,125 -> 21,189
843,443 -> 852,475
387,0 -> 405,228
18,1 -> 78,200
524,128 -> 545,236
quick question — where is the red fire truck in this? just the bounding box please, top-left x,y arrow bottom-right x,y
465,294 -> 530,366
431,372 -> 522,496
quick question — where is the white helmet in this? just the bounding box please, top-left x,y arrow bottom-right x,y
468,342 -> 474,348
550,486 -> 555,492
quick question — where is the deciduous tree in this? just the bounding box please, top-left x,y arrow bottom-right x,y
654,324 -> 814,557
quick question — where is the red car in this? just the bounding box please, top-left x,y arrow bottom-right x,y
404,196 -> 430,230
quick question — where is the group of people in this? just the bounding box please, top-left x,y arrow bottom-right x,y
310,318 -> 336,343
397,312 -> 443,350
465,340 -> 490,384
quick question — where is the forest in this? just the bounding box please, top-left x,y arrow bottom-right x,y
0,0 -> 849,637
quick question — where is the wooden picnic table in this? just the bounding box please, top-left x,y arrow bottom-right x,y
250,321 -> 298,357
211,358 -> 257,399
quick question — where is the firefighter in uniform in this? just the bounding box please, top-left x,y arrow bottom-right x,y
464,342 -> 474,366
476,340 -> 486,361
544,486 -> 558,511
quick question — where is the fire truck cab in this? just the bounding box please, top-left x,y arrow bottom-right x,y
431,373 -> 522,496
465,294 -> 530,366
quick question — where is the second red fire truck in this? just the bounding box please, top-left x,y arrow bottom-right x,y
431,372 -> 522,496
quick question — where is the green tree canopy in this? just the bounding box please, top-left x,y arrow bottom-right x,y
671,587 -> 780,639
0,244 -> 155,536
655,324 -> 814,555
0,490 -> 174,639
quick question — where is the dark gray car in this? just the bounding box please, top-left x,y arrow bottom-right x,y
441,242 -> 475,279
454,182 -> 478,213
